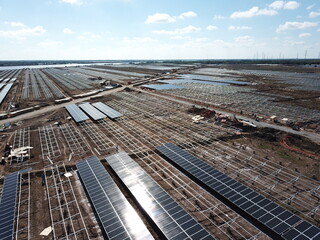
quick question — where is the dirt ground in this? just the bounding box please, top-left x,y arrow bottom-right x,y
228,128 -> 320,180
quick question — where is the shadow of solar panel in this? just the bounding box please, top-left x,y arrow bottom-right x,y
65,104 -> 89,123
76,156 -> 153,240
106,152 -> 215,240
92,102 -> 122,119
157,143 -> 320,240
78,103 -> 106,121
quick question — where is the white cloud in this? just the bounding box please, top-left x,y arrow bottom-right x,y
306,4 -> 315,10
234,35 -> 255,47
77,32 -> 101,40
229,25 -> 252,30
230,7 -> 277,18
269,1 -> 285,9
39,40 -> 63,47
318,29 -> 320,32
269,1 -> 299,10
152,25 -> 201,35
171,36 -> 188,40
234,35 -> 254,42
299,33 -> 311,38
145,13 -> 176,24
309,11 -> 320,18
0,24 -> 46,39
60,0 -> 82,5
122,37 -> 155,44
276,21 -> 318,32
178,11 -> 197,19
145,11 -> 197,24
4,21 -> 26,28
283,1 -> 299,9
206,25 -> 218,31
283,39 -> 305,46
63,28 -> 74,34
213,15 -> 226,20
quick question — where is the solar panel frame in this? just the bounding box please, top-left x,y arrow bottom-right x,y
78,102 -> 106,121
106,152 -> 215,240
65,104 -> 89,123
76,156 -> 153,240
157,143 -> 320,240
92,102 -> 123,119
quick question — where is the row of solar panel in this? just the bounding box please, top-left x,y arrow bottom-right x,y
156,143 -> 320,240
142,84 -> 184,90
106,152 -> 215,240
0,168 -> 32,240
65,101 -> 122,123
0,83 -> 14,106
76,156 -> 154,240
77,154 -> 214,240
0,172 -> 19,240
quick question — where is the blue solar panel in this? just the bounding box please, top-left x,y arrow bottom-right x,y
158,79 -> 229,86
0,171 -> 20,240
157,143 -> 320,240
142,84 -> 184,90
78,103 -> 106,121
92,102 -> 122,119
76,156 -> 153,240
65,104 -> 89,123
106,152 -> 215,240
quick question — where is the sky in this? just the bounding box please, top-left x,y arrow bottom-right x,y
0,0 -> 319,60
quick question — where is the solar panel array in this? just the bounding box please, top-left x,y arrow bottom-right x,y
106,152 -> 215,240
76,156 -> 153,240
0,172 -> 19,240
79,102 -> 106,121
92,102 -> 123,119
0,83 -> 14,105
142,84 -> 184,90
65,104 -> 89,123
157,143 -> 320,240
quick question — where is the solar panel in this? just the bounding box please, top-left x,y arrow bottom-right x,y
106,152 -> 215,240
65,104 -> 89,123
0,172 -> 19,240
158,79 -> 229,86
78,102 -> 106,121
157,143 -> 320,240
0,83 -> 14,105
76,156 -> 153,240
142,84 -> 184,90
92,102 -> 122,119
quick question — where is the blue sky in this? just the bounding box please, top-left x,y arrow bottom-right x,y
0,0 -> 319,60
